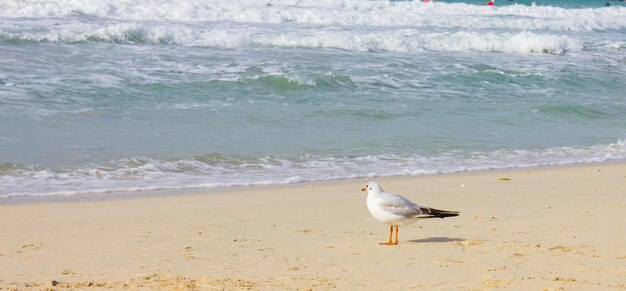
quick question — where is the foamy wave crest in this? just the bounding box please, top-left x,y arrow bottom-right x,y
0,22 -> 582,54
1,0 -> 625,32
414,31 -> 581,54
1,139 -> 625,198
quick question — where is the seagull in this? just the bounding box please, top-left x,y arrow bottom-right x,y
362,181 -> 459,245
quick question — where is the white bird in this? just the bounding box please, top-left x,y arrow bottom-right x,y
362,181 -> 459,245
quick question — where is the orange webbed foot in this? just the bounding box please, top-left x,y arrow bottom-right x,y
379,225 -> 399,245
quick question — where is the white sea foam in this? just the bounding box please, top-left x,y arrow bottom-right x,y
2,0 -> 622,55
1,0 -> 625,32
0,22 -> 584,54
1,139 -> 625,198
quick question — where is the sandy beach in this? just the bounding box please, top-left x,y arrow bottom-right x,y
1,162 -> 625,290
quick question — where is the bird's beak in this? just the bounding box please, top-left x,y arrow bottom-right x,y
361,187 -> 367,192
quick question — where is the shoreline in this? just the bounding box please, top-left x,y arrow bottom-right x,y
1,161 -> 625,289
2,159 -> 625,205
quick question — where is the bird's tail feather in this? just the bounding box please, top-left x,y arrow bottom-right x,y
428,208 -> 460,218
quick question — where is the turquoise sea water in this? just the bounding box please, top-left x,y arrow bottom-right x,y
1,0 -> 625,197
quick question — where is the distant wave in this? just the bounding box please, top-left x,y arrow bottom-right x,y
2,0 -> 623,54
0,24 -> 583,54
1,139 -> 624,198
2,0 -> 625,31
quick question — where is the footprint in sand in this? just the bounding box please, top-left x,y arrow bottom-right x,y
439,257 -> 464,268
298,229 -> 323,236
482,277 -> 513,288
487,266 -> 507,272
18,243 -> 44,252
287,266 -> 302,271
453,239 -> 483,250
15,243 -> 45,261
549,245 -> 573,252
183,246 -> 194,260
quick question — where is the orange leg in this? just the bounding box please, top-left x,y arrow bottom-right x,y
394,226 -> 399,245
380,225 -> 398,245
379,225 -> 393,245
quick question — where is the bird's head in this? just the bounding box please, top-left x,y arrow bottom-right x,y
361,181 -> 383,193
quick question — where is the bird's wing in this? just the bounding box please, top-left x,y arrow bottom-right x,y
413,203 -> 434,215
379,194 -> 423,217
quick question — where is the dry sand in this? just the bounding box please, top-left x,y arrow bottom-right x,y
1,162 -> 625,290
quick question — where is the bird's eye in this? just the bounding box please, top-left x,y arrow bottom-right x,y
369,187 -> 371,190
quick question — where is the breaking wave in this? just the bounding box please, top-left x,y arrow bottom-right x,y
0,0 -> 625,32
0,23 -> 583,54
1,0 -> 624,54
1,139 -> 625,198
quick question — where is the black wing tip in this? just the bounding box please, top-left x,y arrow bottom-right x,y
429,208 -> 460,218
436,212 -> 460,218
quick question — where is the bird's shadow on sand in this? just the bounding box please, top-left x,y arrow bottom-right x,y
407,237 -> 465,243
